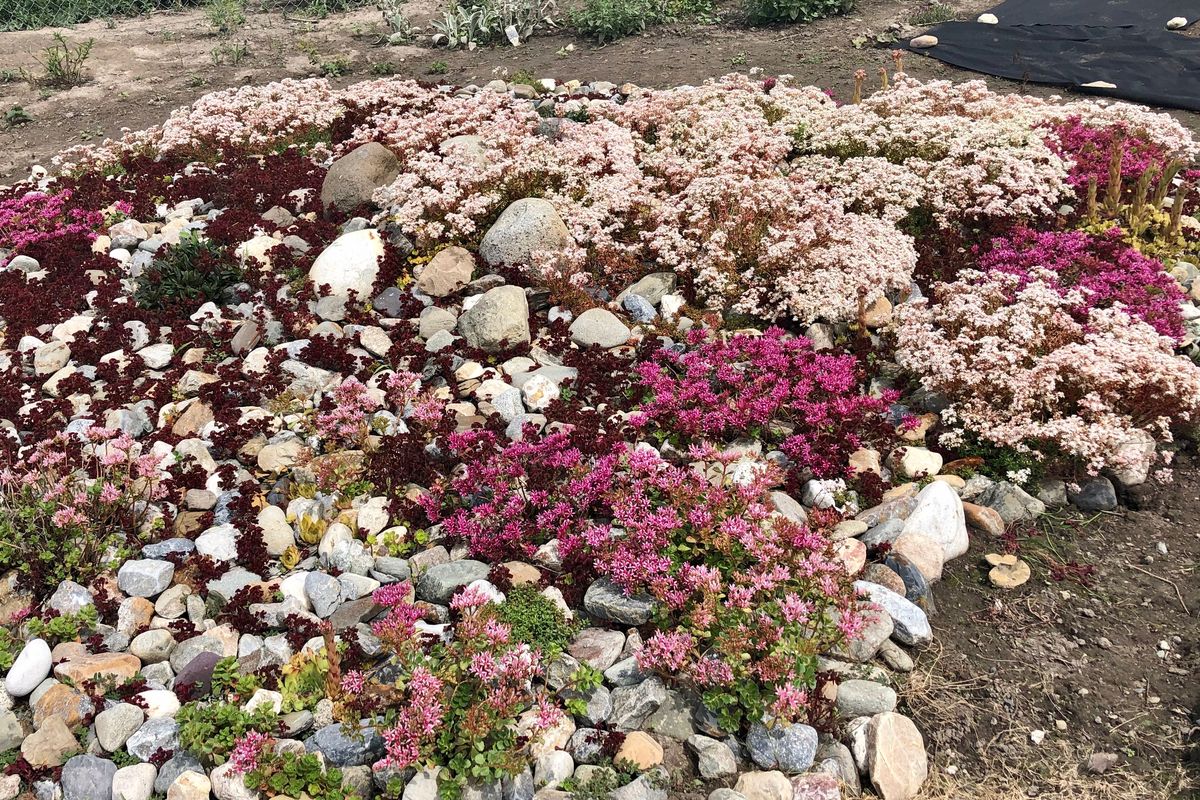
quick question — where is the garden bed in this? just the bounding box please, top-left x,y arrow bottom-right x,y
0,66 -> 1197,800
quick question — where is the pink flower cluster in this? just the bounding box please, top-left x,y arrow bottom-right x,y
896,268 -> 1200,477
228,730 -> 272,775
563,447 -> 859,728
315,377 -> 381,448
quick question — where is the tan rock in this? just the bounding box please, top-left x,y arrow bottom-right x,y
910,34 -> 939,48
54,652 -> 141,685
117,597 -> 156,636
416,246 -> 475,297
33,684 -> 93,730
167,769 -> 213,800
862,296 -> 892,329
615,731 -> 663,770
861,564 -> 907,596
898,412 -> 938,443
986,554 -> 1031,588
833,538 -> 867,575
735,770 -> 795,800
501,561 -> 542,586
932,474 -> 965,489
867,712 -> 928,800
171,400 -> 214,438
891,532 -> 944,583
848,448 -> 882,476
51,642 -> 88,662
21,716 -> 80,767
963,502 -> 1006,536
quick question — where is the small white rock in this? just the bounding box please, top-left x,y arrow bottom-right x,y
1167,16 -> 1187,29
910,34 -> 939,48
977,12 -> 998,23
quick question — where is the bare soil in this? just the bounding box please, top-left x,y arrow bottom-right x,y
4,0 -> 1200,183
904,462 -> 1200,799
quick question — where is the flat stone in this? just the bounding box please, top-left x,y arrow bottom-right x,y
836,680 -> 898,717
583,579 -> 654,625
55,652 -> 141,685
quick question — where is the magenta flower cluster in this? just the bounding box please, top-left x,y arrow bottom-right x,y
977,226 -> 1186,340
0,189 -> 106,263
631,328 -> 896,478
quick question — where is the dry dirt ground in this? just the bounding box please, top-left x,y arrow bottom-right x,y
904,462 -> 1200,800
2,1 -> 1199,796
3,0 -> 1200,183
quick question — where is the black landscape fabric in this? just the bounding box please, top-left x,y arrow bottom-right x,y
907,0 -> 1200,111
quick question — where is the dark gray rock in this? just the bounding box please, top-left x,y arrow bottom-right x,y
304,722 -> 385,766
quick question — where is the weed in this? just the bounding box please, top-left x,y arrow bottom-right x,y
730,50 -> 747,65
24,33 -> 94,89
319,57 -> 351,77
186,74 -> 208,88
205,0 -> 247,35
741,0 -> 852,25
429,60 -> 449,74
910,2 -> 956,25
4,106 -> 32,127
369,61 -> 397,75
211,39 -> 250,66
0,70 -> 17,83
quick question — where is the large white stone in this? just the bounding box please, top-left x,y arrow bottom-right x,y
899,481 -> 968,560
308,229 -> 385,320
4,639 -> 51,697
112,763 -> 157,800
